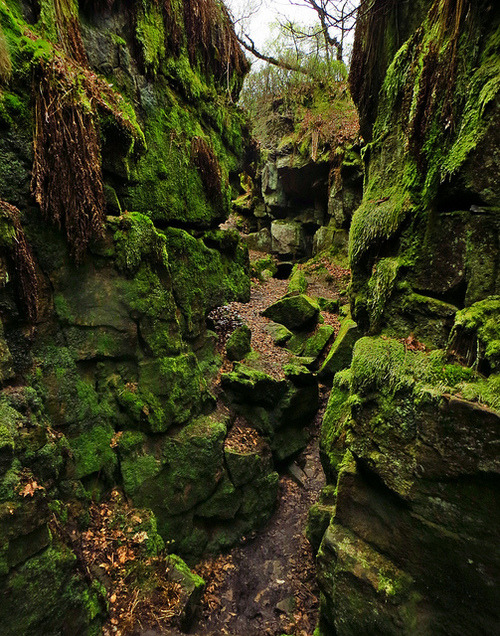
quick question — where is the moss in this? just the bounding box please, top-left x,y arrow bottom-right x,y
262,294 -> 320,331
287,264 -> 308,294
137,354 -> 205,432
221,363 -> 288,408
351,336 -> 477,402
265,322 -> 293,346
458,373 -> 500,412
136,1 -> 166,75
225,324 -> 251,361
111,212 -> 169,274
450,296 -> 500,372
69,422 -> 117,480
366,257 -> 402,330
319,319 -> 361,381
349,181 -> 414,267
163,227 -> 249,337
301,325 -> 335,359
131,414 -> 228,523
251,254 -> 278,280
121,453 -> 161,498
0,545 -> 105,636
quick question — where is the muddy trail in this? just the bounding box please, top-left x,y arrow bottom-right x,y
148,266 -> 347,636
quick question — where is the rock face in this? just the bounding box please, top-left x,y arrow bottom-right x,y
235,83 -> 363,261
310,1 -> 500,634
0,0 -> 282,631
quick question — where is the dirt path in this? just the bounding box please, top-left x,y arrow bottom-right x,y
144,268 -> 347,636
180,278 -> 332,636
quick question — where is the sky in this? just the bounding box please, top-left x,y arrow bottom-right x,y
225,0 -> 359,65
225,0 -> 320,49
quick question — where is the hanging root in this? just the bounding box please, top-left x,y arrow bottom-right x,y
183,0 -> 249,83
191,136 -> 223,201
0,201 -> 38,323
0,23 -> 11,83
31,58 -> 106,263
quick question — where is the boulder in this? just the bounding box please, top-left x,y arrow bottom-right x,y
226,325 -> 251,361
262,294 -> 320,330
271,220 -> 304,256
319,319 -> 361,380
265,321 -> 293,346
166,554 -> 205,631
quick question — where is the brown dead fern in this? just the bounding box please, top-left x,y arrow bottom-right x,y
30,0 -> 142,263
32,58 -> 106,263
0,23 -> 12,82
191,136 -> 223,201
183,0 -> 249,85
0,201 -> 38,322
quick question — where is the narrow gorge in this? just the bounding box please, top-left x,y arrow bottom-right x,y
0,1 -> 498,635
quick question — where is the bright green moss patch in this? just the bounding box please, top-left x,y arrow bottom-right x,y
350,337 -> 484,410
111,212 -> 169,273
0,545 -> 105,636
349,183 -> 414,267
69,423 -> 117,480
226,324 -> 251,361
450,296 -> 500,372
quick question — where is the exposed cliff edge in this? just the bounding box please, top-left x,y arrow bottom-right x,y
309,0 -> 500,634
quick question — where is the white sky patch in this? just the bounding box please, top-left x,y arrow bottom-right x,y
226,0 -> 319,49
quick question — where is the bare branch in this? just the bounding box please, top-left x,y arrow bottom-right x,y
236,34 -> 311,75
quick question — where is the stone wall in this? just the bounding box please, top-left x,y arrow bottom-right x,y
309,0 -> 500,633
0,1 -> 283,631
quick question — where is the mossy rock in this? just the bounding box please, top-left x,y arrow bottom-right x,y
226,324 -> 251,361
130,414 -> 228,517
137,354 -> 205,432
287,264 -> 308,295
450,296 -> 500,373
68,422 -> 117,481
221,363 -> 288,408
306,485 -> 337,554
163,227 -> 250,338
166,554 -> 205,631
224,445 -> 273,488
195,474 -> 240,520
318,297 -> 340,313
302,325 -> 336,360
262,294 -> 320,330
0,546 -> 105,636
265,321 -> 293,346
319,319 -> 361,381
251,254 -> 278,280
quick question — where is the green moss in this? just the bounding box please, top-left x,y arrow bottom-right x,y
121,453 -> 161,497
111,212 -> 169,274
136,1 -> 166,75
69,423 -> 117,480
163,227 -> 249,337
0,401 -> 17,454
349,182 -> 414,267
366,257 -> 402,329
226,324 -> 251,361
287,264 -> 308,294
262,294 -> 320,331
351,337 -> 476,400
0,545 -> 105,636
251,254 -> 278,280
458,374 -> 500,412
137,354 -> 205,432
450,297 -> 500,372
301,325 -> 335,359
131,414 -> 228,525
